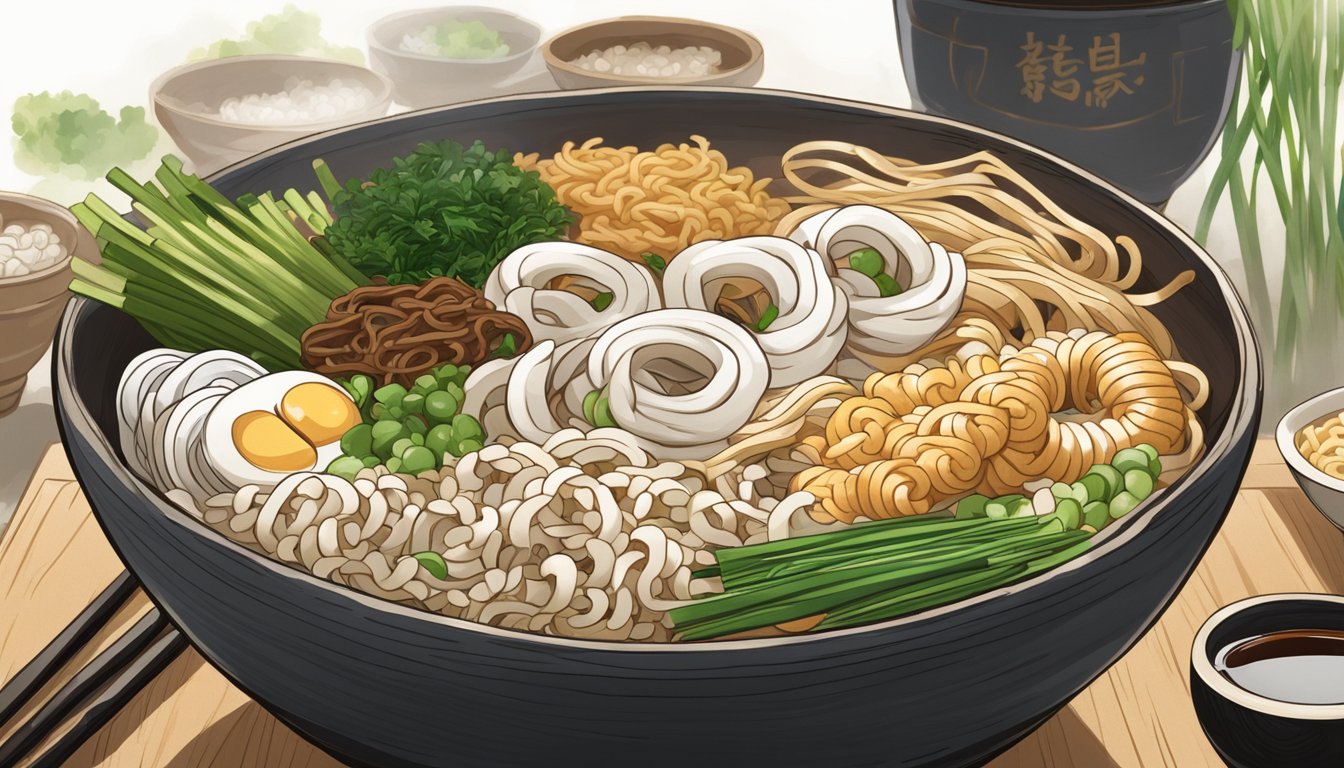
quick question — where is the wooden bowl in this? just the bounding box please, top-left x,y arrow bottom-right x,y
55,87 -> 1260,768
0,193 -> 92,417
542,16 -> 764,89
151,55 -> 393,176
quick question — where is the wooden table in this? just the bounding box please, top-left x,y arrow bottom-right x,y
1,440 -> 1338,767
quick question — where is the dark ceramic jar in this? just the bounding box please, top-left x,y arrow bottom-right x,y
894,0 -> 1239,205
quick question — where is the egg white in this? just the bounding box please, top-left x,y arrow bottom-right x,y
200,370 -> 356,489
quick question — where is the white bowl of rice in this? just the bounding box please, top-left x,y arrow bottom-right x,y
151,55 -> 393,176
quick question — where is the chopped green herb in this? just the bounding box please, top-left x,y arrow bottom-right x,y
847,247 -> 884,278
412,551 -> 449,580
492,333 -> 519,359
591,291 -> 614,311
641,252 -> 667,275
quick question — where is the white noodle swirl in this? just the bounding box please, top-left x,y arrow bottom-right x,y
484,242 -> 662,345
465,310 -> 769,460
583,309 -> 769,458
790,205 -> 966,364
661,236 -> 848,387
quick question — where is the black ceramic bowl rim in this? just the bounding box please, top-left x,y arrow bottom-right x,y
55,85 -> 1261,653
1192,593 -> 1344,720
917,0 -> 1230,15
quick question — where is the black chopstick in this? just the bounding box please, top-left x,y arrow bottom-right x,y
27,627 -> 188,768
0,571 -> 137,728
0,608 -> 178,767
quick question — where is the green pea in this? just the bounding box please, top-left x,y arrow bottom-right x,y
1068,482 -> 1089,505
425,390 -> 459,423
326,455 -> 365,481
391,437 -> 416,458
1112,447 -> 1151,477
384,456 -> 403,474
583,389 -> 601,424
592,396 -> 616,428
339,423 -> 373,457
370,420 -> 406,460
1124,469 -> 1155,501
1079,473 -> 1109,504
401,446 -> 437,475
373,382 -> 407,406
361,456 -> 381,468
401,393 -> 426,415
410,433 -> 425,446
847,247 -> 884,277
957,494 -> 990,518
450,414 -> 485,443
1109,491 -> 1140,519
414,374 -> 438,392
426,424 -> 454,456
1054,498 -> 1082,529
403,416 -> 427,435
443,382 -> 465,404
453,438 -> 484,456
434,364 -> 460,383
1083,501 -> 1110,531
872,272 -> 903,297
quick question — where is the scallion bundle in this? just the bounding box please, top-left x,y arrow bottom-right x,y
70,156 -> 366,370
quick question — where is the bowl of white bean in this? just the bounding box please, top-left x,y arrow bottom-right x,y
151,54 -> 393,176
0,192 -> 92,417
542,16 -> 764,90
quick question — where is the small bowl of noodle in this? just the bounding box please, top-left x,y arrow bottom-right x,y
1278,387 -> 1344,532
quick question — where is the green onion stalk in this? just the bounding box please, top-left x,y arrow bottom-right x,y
1195,0 -> 1344,418
69,156 -> 365,371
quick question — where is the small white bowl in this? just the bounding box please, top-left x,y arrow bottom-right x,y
151,55 -> 393,176
367,7 -> 543,108
1276,386 -> 1344,532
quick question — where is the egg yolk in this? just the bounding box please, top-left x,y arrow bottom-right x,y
232,411 -> 318,471
279,383 -> 362,445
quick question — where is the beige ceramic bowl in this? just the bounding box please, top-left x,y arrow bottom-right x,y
367,7 -> 543,108
0,193 -> 93,417
151,55 -> 393,176
542,16 -> 764,89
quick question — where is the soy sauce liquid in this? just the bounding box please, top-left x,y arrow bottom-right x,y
1214,630 -> 1344,705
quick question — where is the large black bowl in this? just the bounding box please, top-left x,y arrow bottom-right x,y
54,87 -> 1260,768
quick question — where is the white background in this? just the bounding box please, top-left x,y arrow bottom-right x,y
0,0 -> 1241,527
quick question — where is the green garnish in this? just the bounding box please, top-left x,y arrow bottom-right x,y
872,272 -> 903,298
323,139 -> 573,286
412,551 -> 449,580
492,333 -> 518,359
755,303 -> 780,332
591,291 -> 614,311
641,252 -> 667,275
68,156 -> 362,370
674,444 -> 1164,640
847,247 -> 884,278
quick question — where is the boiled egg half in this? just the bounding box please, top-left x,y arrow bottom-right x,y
201,371 -> 361,488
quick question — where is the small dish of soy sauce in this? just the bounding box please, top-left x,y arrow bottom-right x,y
1192,594 -> 1344,767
